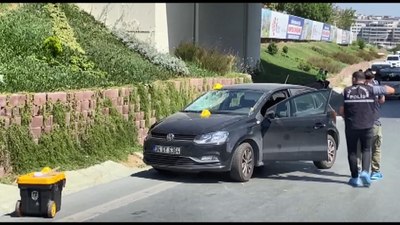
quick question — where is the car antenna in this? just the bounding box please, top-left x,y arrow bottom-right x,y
284,74 -> 289,84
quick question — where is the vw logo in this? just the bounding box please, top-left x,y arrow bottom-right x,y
166,133 -> 174,141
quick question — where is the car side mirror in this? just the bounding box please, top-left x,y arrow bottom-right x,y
265,110 -> 275,120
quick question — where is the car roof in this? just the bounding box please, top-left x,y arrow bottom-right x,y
387,55 -> 399,57
221,83 -> 312,93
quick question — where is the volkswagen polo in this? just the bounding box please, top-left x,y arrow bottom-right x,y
143,83 -> 339,182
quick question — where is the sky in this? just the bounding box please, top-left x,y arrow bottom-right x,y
335,3 -> 400,17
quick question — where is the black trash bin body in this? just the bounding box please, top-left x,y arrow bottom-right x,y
16,170 -> 66,218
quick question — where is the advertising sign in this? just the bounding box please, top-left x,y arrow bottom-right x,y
300,19 -> 313,40
330,26 -> 337,42
310,21 -> 324,41
286,15 -> 304,40
336,28 -> 343,44
269,11 -> 289,39
321,24 -> 331,41
261,9 -> 272,38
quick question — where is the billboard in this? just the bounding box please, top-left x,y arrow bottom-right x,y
269,11 -> 289,39
310,21 -> 323,41
300,19 -> 313,40
286,15 -> 304,40
260,8 -> 353,43
261,9 -> 272,38
330,26 -> 337,42
321,24 -> 331,41
336,28 -> 343,44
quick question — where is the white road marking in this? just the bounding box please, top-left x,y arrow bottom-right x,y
55,181 -> 179,222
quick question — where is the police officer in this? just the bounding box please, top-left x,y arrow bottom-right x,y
339,71 -> 395,187
356,69 -> 385,180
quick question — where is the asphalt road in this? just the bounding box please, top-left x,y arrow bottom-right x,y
2,99 -> 400,222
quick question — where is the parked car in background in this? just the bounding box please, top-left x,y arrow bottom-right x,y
143,83 -> 339,182
378,67 -> 400,98
371,61 -> 391,83
386,55 -> 400,67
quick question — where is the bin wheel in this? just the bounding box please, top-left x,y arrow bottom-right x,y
15,200 -> 22,217
46,200 -> 57,218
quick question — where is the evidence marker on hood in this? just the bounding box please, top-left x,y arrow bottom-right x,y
213,83 -> 223,90
200,109 -> 211,118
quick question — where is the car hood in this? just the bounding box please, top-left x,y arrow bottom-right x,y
151,112 -> 247,135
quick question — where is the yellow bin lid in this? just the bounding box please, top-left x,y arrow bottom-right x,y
18,171 -> 65,185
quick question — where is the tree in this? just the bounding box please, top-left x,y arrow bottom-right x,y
274,3 -> 334,23
263,3 -> 279,10
332,5 -> 356,30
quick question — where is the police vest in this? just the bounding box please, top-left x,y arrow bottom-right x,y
343,84 -> 377,130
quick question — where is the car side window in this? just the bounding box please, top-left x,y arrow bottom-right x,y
260,90 -> 288,117
291,91 -> 329,117
275,101 -> 290,118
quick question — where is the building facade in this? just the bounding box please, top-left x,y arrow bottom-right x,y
351,14 -> 400,48
75,3 -> 262,70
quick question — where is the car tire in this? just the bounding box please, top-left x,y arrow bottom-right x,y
313,134 -> 337,169
230,142 -> 254,182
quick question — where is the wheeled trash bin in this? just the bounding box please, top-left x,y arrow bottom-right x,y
15,167 -> 66,218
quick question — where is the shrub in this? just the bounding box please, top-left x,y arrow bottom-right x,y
267,42 -> 278,55
297,61 -> 311,72
331,51 -> 361,65
357,50 -> 374,61
174,42 -> 237,75
357,39 -> 366,50
43,36 -> 63,57
310,46 -> 330,57
113,29 -> 189,75
282,45 -> 288,54
307,57 -> 342,74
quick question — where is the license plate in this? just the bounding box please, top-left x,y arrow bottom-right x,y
153,145 -> 181,155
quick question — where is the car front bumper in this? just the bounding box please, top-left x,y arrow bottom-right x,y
143,136 -> 232,172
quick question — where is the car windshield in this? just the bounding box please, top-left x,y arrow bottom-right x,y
183,89 -> 264,115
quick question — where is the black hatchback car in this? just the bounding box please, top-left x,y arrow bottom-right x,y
143,83 -> 339,182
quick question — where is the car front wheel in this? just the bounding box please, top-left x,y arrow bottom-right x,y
313,134 -> 337,169
230,142 -> 254,182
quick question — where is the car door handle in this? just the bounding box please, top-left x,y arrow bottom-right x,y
313,123 -> 326,129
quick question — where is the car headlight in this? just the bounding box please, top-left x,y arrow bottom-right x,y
194,131 -> 229,145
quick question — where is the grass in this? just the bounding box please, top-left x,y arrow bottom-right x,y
255,41 -> 381,84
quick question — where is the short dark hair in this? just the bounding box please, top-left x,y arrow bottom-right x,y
352,71 -> 365,80
364,68 -> 374,80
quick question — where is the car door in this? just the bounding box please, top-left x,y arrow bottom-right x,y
261,89 -> 332,161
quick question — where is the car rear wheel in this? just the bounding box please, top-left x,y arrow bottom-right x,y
230,142 -> 254,182
313,134 -> 337,169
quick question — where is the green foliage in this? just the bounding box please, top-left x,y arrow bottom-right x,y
311,46 -> 330,58
0,3 -> 222,93
267,42 -> 278,55
174,42 -> 237,75
357,38 -> 366,50
332,6 -> 356,30
356,50 -> 374,61
282,46 -> 289,54
307,57 -> 342,74
43,36 -> 63,57
331,51 -> 361,64
113,29 -> 189,75
276,3 -> 334,23
297,61 -> 311,72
